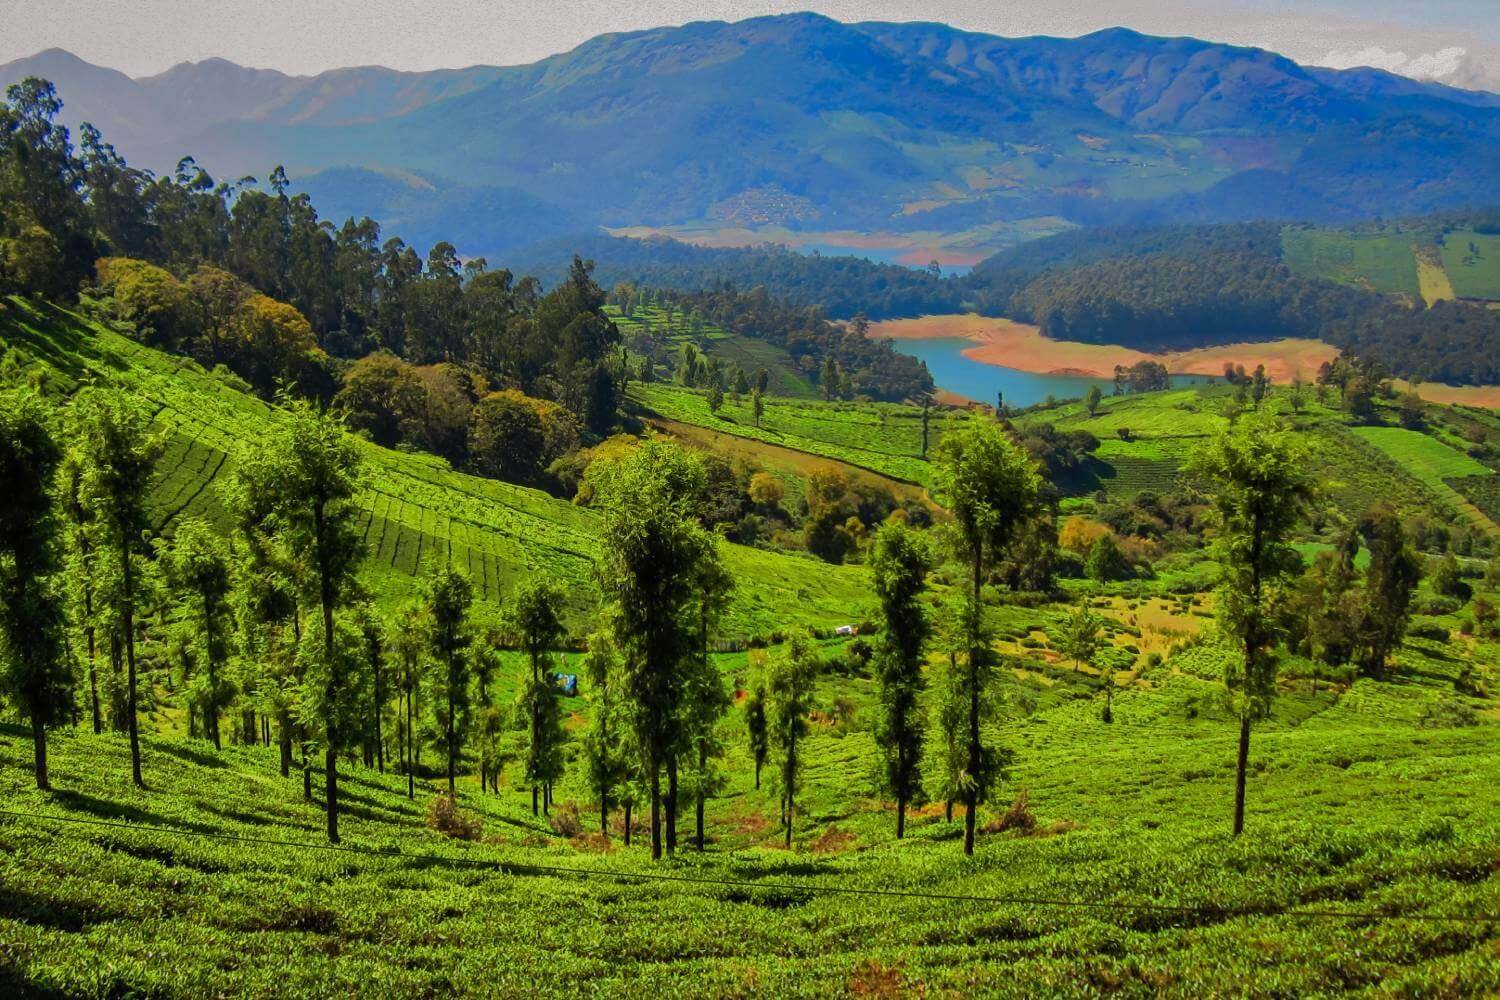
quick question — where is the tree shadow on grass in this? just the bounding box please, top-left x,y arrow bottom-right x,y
49,789 -> 219,836
0,964 -> 76,999
0,887 -> 121,932
149,740 -> 230,769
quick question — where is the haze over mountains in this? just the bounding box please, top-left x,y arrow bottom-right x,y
6,13 -> 1499,259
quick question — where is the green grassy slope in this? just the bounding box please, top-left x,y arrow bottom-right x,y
608,304 -> 816,398
3,606 -> 1498,996
629,382 -> 965,486
0,297 -> 866,638
1282,225 -> 1500,303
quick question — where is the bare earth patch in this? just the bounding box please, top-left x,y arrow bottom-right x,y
868,314 -> 1340,383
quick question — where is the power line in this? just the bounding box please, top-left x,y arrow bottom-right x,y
2,807 -> 1495,926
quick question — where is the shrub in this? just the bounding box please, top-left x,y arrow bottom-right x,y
985,789 -> 1037,834
427,795 -> 483,841
548,800 -> 583,838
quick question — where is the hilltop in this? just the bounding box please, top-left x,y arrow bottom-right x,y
6,15 -> 1500,256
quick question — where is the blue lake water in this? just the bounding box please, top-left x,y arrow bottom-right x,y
894,339 -> 1215,408
892,338 -> 1117,409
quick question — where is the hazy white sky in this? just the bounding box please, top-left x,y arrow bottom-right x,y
1,0 -> 1495,87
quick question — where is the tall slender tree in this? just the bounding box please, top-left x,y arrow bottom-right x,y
768,632 -> 815,849
1357,503 -> 1421,680
744,680 -> 768,790
70,387 -> 161,788
59,454 -> 102,734
511,577 -> 565,815
0,383 -> 71,789
1189,410 -> 1312,837
593,441 -> 711,860
390,601 -> 427,799
932,417 -> 1040,855
580,631 -> 626,835
159,518 -> 235,749
233,396 -> 363,841
426,566 -> 474,798
870,522 -> 931,838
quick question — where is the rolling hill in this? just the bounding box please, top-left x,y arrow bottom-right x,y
5,15 -> 1500,258
0,297 -> 868,640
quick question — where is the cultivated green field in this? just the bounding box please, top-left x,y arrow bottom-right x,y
1282,225 -> 1500,303
9,299 -> 1500,998
3,589 -> 1498,997
607,304 -> 816,398
1281,228 -> 1422,298
0,298 -> 866,639
629,382 -> 964,486
1440,231 -> 1500,301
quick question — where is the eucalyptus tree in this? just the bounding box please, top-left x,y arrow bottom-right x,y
511,577 -> 565,814
768,632 -> 816,849
0,383 -> 71,789
232,396 -> 363,841
1189,410 -> 1312,836
869,521 -> 931,838
70,386 -> 161,788
580,631 -> 627,834
389,600 -> 428,799
425,566 -> 474,798
159,518 -> 235,749
59,453 -> 102,734
682,548 -> 733,850
593,440 -> 712,860
744,681 -> 768,790
932,416 -> 1041,855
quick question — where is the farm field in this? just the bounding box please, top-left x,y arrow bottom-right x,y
1282,225 -> 1500,304
628,382 -> 963,486
1280,228 -> 1422,298
1440,231 -> 1500,301
0,298 -> 865,639
4,582 -> 1499,997
606,303 -> 816,398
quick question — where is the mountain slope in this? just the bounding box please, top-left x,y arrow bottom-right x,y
5,15 -> 1499,257
0,296 -> 868,638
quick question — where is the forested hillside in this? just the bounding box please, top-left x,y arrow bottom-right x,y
6,15 -> 1500,255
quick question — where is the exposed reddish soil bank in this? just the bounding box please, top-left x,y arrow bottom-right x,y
869,314 -> 1340,383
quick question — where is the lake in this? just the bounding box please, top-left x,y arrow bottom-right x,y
892,338 -> 1115,408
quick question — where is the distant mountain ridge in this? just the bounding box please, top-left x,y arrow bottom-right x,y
5,14 -> 1499,258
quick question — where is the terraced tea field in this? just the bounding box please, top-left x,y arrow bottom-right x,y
607,304 -> 816,397
629,382 -> 964,486
0,298 -> 866,637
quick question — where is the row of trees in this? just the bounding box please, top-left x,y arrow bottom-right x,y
1,366 -> 1422,854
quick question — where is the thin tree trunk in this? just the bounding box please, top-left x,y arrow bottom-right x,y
1233,712 -> 1251,837
666,755 -> 678,855
406,679 -> 415,800
122,549 -> 143,789
896,737 -> 906,839
624,801 -> 632,847
964,551 -> 982,857
31,716 -> 49,790
532,784 -> 538,816
945,798 -> 953,823
754,758 -> 761,790
374,654 -> 384,774
446,673 -> 456,798
278,712 -> 292,777
301,731 -> 312,800
315,502 -> 339,844
86,613 -> 101,735
650,765 -> 662,860
696,742 -> 707,851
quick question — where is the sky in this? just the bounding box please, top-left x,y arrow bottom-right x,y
2,0 -> 1496,90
